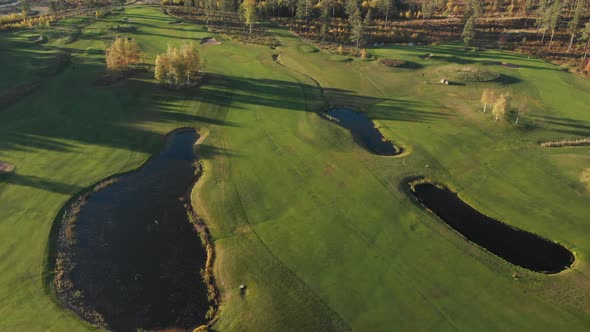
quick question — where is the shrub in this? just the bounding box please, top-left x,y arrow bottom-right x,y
379,58 -> 407,67
456,68 -> 501,82
105,37 -> 142,73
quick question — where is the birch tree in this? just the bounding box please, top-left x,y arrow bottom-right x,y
492,93 -> 511,121
480,89 -> 496,112
106,37 -> 142,73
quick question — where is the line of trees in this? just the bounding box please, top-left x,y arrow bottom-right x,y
104,38 -> 201,88
156,0 -> 590,56
480,89 -> 531,123
480,89 -> 511,121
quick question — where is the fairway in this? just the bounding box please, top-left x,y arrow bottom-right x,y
1,5 -> 590,331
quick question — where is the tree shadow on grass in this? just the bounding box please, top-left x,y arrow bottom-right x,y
2,173 -> 84,194
529,114 -> 590,137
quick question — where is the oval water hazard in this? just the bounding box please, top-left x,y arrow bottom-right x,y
56,129 -> 208,331
325,108 -> 402,156
410,182 -> 574,274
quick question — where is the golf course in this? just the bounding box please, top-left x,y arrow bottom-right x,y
1,4 -> 590,331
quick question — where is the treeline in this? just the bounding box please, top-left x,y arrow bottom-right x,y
160,0 -> 590,53
160,0 -> 590,22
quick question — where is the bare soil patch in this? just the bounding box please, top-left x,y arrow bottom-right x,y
0,161 -> 15,174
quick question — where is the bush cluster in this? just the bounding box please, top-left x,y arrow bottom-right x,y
379,58 -> 407,67
457,68 -> 501,82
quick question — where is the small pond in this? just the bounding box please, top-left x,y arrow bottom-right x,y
325,108 -> 402,156
410,182 -> 574,274
59,129 -> 208,331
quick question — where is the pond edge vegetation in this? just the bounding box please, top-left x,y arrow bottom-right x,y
405,177 -> 576,275
44,127 -> 219,331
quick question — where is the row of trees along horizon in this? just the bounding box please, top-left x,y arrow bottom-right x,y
3,0 -> 590,68
160,0 -> 590,60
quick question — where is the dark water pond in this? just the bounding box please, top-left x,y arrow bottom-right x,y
411,183 -> 574,273
325,108 -> 402,156
69,129 -> 207,331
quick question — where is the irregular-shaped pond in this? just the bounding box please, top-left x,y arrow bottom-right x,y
57,129 -> 208,331
325,108 -> 402,156
410,182 -> 574,273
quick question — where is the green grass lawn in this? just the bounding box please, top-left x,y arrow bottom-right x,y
1,6 -> 590,331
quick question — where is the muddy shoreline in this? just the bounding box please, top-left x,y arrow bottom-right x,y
51,128 -> 218,331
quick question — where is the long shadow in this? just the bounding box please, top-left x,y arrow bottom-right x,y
530,114 -> 590,137
3,173 -> 84,194
1,23 -> 448,161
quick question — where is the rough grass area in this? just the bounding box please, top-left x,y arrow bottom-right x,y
379,58 -> 407,67
2,6 -> 590,332
541,138 -> 590,147
456,67 -> 501,82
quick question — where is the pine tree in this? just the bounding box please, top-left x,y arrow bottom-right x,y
21,0 -> 31,16
296,0 -> 311,25
567,0 -> 586,53
349,4 -> 364,52
364,8 -> 373,27
547,1 -> 563,49
49,1 -> 57,14
320,0 -> 330,43
582,22 -> 590,61
378,0 -> 396,28
422,0 -> 435,19
462,15 -> 476,45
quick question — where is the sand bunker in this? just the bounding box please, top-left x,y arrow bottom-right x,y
201,37 -> 221,46
0,161 -> 15,174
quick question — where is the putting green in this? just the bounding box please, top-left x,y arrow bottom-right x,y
1,6 -> 590,331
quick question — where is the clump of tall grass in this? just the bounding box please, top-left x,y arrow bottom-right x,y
407,177 -> 444,191
54,177 -> 118,329
540,138 -> 590,148
187,208 -> 219,322
580,168 -> 590,191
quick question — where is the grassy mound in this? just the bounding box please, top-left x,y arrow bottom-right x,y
330,55 -> 352,62
299,44 -> 318,53
456,67 -> 501,82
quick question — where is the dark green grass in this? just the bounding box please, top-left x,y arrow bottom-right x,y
1,7 -> 590,332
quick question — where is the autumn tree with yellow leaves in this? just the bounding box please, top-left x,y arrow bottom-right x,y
154,42 -> 201,88
105,37 -> 142,73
